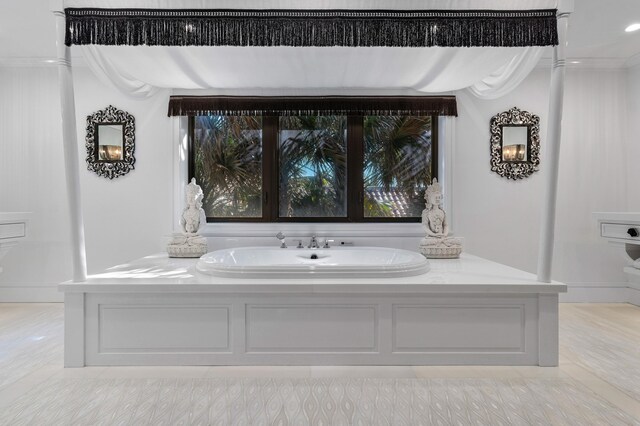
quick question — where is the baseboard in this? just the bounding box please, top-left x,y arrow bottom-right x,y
628,287 -> 640,307
0,286 -> 63,302
559,283 -> 630,303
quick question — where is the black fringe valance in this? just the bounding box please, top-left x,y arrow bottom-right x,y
167,96 -> 458,117
66,8 -> 558,48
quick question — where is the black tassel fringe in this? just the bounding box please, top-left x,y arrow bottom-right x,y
167,96 -> 458,117
66,8 -> 558,48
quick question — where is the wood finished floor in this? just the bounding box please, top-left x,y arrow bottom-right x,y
0,303 -> 638,425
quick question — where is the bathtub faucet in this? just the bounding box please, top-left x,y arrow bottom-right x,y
276,232 -> 287,248
308,235 -> 320,249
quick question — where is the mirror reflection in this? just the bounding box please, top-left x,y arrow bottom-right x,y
97,124 -> 124,161
501,125 -> 528,162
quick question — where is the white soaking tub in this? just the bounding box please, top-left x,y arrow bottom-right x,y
196,246 -> 430,278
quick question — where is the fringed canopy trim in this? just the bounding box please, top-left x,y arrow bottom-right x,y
66,8 -> 558,47
167,96 -> 458,117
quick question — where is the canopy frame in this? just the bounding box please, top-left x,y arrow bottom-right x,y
51,1 -> 572,293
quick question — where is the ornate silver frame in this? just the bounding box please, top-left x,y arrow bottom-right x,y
490,107 -> 540,180
85,105 -> 135,179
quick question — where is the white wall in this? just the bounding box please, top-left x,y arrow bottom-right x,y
454,67 -> 630,301
627,64 -> 640,212
73,68 -> 174,275
0,66 -> 172,301
0,67 -> 72,301
0,64 -> 634,302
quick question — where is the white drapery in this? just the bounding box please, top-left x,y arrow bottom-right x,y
67,0 -> 558,99
79,45 -> 548,99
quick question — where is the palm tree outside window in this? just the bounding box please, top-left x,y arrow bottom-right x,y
189,113 -> 437,222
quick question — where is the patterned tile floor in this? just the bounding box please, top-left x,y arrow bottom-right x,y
0,303 -> 639,425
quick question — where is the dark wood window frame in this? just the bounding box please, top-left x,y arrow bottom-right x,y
188,114 -> 438,223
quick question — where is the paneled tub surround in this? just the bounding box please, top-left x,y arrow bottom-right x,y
59,251 -> 566,368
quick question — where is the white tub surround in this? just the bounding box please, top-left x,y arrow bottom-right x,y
197,247 -> 430,279
0,212 -> 30,274
60,253 -> 565,368
594,212 -> 640,305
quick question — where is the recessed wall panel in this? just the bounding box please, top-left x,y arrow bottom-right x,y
246,305 -> 377,352
393,305 -> 524,352
99,305 -> 230,352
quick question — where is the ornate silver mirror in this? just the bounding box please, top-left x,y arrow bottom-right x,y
490,107 -> 540,180
86,105 -> 135,179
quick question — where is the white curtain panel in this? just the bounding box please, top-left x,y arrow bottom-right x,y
79,45 -> 549,99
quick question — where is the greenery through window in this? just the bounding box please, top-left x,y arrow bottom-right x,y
193,116 -> 262,218
279,116 -> 347,218
190,114 -> 437,222
364,116 -> 434,218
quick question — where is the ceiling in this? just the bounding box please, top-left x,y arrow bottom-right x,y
1,0 -> 640,66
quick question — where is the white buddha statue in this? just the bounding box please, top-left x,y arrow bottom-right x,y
167,178 -> 208,258
419,178 -> 463,258
180,178 -> 207,234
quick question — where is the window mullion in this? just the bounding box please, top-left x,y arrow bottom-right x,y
431,114 -> 439,181
347,115 -> 364,222
262,116 -> 279,222
187,116 -> 195,182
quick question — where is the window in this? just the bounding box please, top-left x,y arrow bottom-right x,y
190,114 -> 437,222
279,116 -> 348,218
182,93 -> 451,223
363,116 -> 435,218
192,116 -> 263,218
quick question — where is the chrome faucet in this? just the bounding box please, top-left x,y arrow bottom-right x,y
308,235 -> 320,249
322,239 -> 334,248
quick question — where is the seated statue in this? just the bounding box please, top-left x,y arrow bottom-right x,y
419,178 -> 463,259
167,178 -> 208,258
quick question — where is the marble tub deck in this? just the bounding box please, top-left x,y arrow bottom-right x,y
60,252 -> 566,292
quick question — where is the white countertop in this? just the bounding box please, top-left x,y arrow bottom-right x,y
59,252 -> 566,294
593,212 -> 640,224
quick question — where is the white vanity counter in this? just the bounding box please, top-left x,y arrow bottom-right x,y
59,252 -> 565,368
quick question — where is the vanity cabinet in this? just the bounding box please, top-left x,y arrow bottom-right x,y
594,212 -> 640,306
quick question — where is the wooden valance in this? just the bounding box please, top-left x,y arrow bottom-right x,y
167,96 -> 458,117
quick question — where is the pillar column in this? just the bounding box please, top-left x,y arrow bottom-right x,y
52,3 -> 87,283
536,9 -> 571,283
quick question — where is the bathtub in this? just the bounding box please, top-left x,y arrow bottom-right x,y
60,252 -> 566,367
196,246 -> 430,278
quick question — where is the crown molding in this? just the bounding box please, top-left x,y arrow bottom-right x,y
0,56 -> 87,68
536,56 -> 629,69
